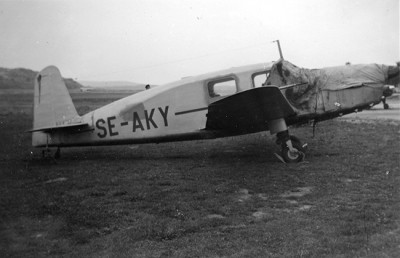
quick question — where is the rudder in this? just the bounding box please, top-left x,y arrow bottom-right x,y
32,66 -> 81,146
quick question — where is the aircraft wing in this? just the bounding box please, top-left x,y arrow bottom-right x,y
206,86 -> 296,134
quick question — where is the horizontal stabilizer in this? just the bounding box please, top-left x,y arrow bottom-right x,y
28,122 -> 90,133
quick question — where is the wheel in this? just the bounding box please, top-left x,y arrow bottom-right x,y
384,103 -> 389,109
281,145 -> 305,163
281,136 -> 306,163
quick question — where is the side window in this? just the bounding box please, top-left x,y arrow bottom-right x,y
252,72 -> 270,88
208,78 -> 237,97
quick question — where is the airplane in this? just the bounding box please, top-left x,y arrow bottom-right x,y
28,50 -> 399,163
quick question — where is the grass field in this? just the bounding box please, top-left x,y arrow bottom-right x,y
0,90 -> 399,257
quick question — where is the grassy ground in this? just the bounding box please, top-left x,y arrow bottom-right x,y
0,91 -> 399,257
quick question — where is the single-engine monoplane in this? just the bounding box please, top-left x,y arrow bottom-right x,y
29,48 -> 398,162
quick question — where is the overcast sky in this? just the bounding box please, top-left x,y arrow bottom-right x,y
0,0 -> 398,84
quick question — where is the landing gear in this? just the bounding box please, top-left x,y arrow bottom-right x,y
268,118 -> 307,163
276,131 -> 307,163
382,97 -> 389,109
42,148 -> 51,158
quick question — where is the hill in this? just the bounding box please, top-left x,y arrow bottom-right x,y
0,67 -> 82,90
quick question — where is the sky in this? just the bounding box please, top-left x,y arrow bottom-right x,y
0,0 -> 399,84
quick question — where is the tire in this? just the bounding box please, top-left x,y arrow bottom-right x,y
281,136 -> 305,163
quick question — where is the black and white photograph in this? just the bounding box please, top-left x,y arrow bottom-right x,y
0,0 -> 399,257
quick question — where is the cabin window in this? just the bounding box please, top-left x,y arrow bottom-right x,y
252,72 -> 270,88
208,78 -> 237,97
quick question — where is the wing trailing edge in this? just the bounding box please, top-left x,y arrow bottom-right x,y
206,86 -> 296,133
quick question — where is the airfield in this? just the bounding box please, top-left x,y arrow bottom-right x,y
0,89 -> 399,257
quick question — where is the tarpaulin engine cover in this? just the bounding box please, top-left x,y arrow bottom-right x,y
264,60 -> 390,115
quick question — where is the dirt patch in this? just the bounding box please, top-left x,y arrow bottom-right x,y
205,214 -> 225,219
237,188 -> 252,202
280,186 -> 313,198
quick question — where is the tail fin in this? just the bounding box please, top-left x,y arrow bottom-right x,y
33,66 -> 80,130
31,66 -> 86,147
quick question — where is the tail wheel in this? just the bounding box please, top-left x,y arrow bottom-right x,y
54,147 -> 61,159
